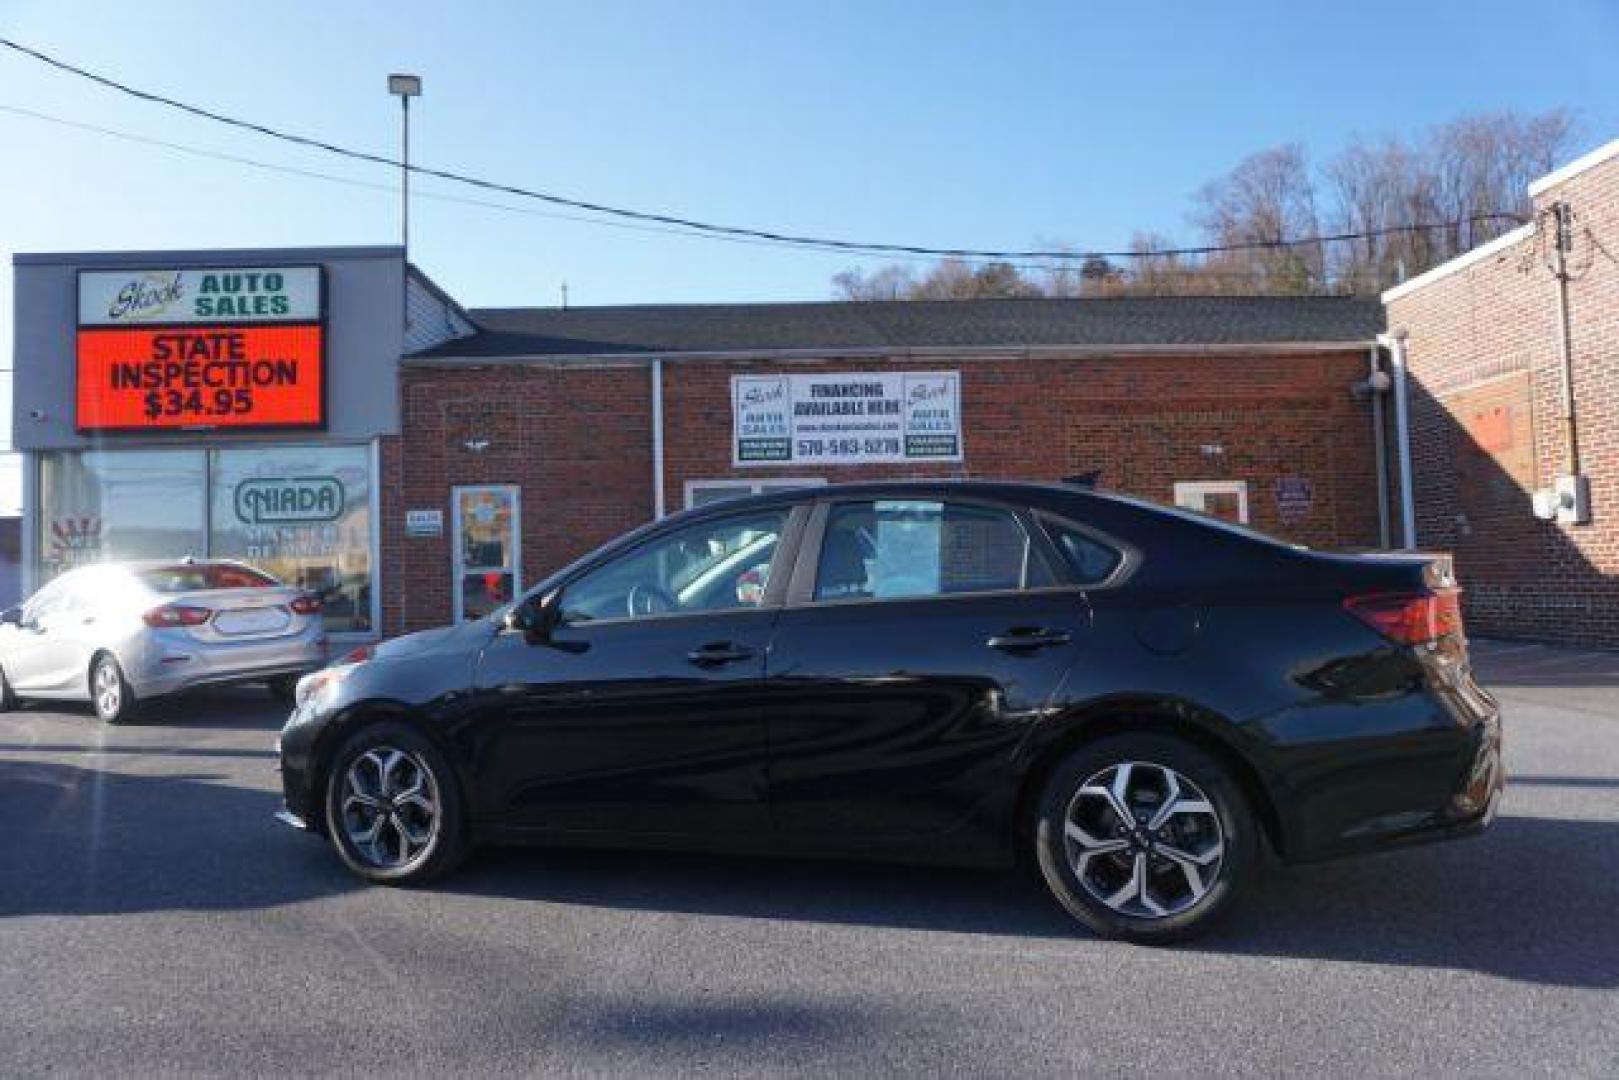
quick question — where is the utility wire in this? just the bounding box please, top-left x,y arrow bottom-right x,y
0,102 -> 1361,284
0,35 -> 1528,264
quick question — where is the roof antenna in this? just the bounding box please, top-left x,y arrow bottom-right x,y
560,281 -> 569,310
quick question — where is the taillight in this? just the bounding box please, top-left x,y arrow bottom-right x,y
289,595 -> 323,615
1343,590 -> 1463,645
143,604 -> 212,628
340,644 -> 374,665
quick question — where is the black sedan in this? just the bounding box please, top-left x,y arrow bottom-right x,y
276,481 -> 1502,943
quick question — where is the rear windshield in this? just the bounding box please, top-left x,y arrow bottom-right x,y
136,564 -> 277,593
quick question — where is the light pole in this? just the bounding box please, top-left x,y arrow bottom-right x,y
383,71 -> 417,637
387,74 -> 422,255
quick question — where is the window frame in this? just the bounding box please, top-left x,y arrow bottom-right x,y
1172,480 -> 1250,525
452,484 -> 522,624
682,477 -> 826,509
544,502 -> 810,630
784,494 -> 1077,610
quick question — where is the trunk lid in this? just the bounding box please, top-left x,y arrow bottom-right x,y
153,586 -> 315,642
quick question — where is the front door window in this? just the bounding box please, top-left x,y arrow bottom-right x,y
559,509 -> 788,623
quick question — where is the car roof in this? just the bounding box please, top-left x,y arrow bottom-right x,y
672,478 -> 1124,520
69,558 -> 258,572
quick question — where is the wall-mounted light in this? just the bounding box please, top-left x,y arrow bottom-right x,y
462,438 -> 491,454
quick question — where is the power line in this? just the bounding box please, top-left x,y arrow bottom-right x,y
0,36 -> 1528,264
0,102 -> 1365,285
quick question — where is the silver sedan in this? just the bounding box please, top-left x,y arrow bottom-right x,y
0,559 -> 328,723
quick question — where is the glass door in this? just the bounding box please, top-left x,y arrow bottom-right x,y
453,485 -> 520,621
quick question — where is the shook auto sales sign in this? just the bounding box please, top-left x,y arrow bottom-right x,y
75,266 -> 325,432
732,371 -> 963,466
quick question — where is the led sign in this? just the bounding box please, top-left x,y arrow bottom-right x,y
75,266 -> 325,432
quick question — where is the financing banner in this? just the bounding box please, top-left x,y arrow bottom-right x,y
732,371 -> 962,466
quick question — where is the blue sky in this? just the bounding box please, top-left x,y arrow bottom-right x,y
0,0 -> 1616,508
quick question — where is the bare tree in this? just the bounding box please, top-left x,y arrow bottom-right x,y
1192,143 -> 1325,293
1430,109 -> 1575,253
831,264 -> 917,300
832,258 -> 1042,300
830,108 -> 1580,300
1323,135 -> 1437,293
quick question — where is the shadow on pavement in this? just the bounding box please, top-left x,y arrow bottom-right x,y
574,998 -> 880,1052
0,758 -> 355,917
442,812 -> 1618,989
5,751 -> 1614,990
9,685 -> 291,732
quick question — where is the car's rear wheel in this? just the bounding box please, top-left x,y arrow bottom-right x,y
324,721 -> 468,885
1034,732 -> 1255,944
91,654 -> 137,725
0,666 -> 16,711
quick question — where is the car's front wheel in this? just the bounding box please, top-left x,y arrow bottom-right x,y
324,721 -> 468,885
1034,732 -> 1255,944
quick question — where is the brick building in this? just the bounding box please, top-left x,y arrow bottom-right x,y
11,248 -> 1396,644
386,297 -> 1386,634
1384,137 -> 1619,647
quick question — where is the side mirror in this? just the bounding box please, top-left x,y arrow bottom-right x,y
0,606 -> 20,627
503,591 -> 561,641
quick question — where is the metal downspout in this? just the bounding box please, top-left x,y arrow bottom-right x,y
651,359 -> 666,519
1369,346 -> 1390,549
1379,331 -> 1418,549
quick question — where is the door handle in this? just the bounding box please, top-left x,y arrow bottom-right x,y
987,627 -> 1072,653
686,642 -> 756,667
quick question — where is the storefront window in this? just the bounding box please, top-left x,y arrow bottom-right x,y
37,445 -> 375,635
209,445 -> 374,633
39,450 -> 207,575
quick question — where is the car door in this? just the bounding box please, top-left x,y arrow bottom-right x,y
469,503 -> 805,837
764,495 -> 1091,840
30,577 -> 100,695
4,578 -> 76,694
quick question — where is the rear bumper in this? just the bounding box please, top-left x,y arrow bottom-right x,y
1256,659 -> 1504,863
126,634 -> 326,698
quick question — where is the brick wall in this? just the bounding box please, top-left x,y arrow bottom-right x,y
1386,142 -> 1619,647
390,349 -> 1380,634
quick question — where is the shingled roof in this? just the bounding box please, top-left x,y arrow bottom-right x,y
407,295 -> 1384,360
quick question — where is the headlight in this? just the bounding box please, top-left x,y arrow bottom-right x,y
294,647 -> 373,710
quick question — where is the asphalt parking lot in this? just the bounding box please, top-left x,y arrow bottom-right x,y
2,639 -> 1616,1076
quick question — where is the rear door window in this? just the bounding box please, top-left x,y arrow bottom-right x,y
813,500 -> 1052,602
1042,521 -> 1124,585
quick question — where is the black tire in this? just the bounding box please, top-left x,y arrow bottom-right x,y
90,653 -> 138,725
324,720 -> 468,885
1033,732 -> 1255,944
0,666 -> 16,712
268,674 -> 300,703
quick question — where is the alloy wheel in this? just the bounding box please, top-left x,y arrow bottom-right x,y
338,747 -> 442,870
1063,761 -> 1225,919
93,661 -> 122,719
